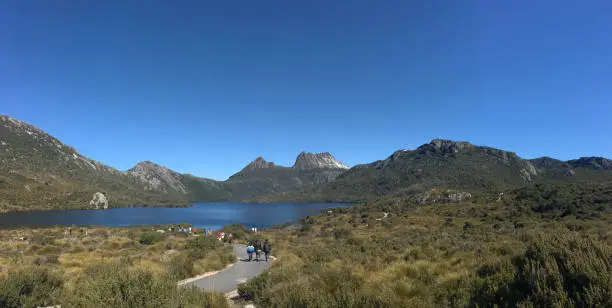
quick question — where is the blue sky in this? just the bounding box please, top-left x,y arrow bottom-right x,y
1,1 -> 611,180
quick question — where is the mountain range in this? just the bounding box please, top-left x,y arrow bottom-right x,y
1,114 -> 611,211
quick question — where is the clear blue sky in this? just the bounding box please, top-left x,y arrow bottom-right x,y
1,1 -> 611,180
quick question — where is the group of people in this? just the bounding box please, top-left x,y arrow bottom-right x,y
65,227 -> 88,236
246,239 -> 271,262
169,225 -> 198,234
217,232 -> 233,243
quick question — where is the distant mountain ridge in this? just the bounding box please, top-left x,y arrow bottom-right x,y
1,114 -> 611,211
255,139 -> 612,202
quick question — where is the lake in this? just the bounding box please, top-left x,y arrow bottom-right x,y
0,202 -> 353,229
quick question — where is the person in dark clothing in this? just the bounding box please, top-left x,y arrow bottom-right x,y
263,239 -> 271,262
254,240 -> 262,261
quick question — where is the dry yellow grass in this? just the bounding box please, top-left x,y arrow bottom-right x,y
0,225 -> 232,285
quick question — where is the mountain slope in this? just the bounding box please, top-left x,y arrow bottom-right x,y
0,115 -> 183,211
325,139 -> 539,199
126,160 -> 232,201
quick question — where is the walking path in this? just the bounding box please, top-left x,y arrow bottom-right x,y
180,244 -> 272,294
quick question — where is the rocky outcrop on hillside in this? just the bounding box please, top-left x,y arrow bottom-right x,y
413,189 -> 472,205
247,157 -> 276,170
90,192 -> 109,209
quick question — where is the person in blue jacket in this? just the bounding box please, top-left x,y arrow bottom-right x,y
247,241 -> 255,261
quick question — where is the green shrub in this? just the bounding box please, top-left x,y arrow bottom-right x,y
469,231 -> 612,307
139,230 -> 165,245
33,254 -> 60,266
30,233 -> 55,245
63,263 -> 228,307
166,253 -> 195,280
0,267 -> 63,308
238,271 -> 269,301
185,235 -> 221,259
177,286 -> 230,308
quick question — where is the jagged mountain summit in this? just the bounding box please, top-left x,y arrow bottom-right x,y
246,157 -> 276,170
226,152 -> 349,200
293,152 -> 349,171
230,157 -> 282,179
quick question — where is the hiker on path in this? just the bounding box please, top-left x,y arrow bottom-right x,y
228,233 -> 233,244
263,239 -> 272,262
254,240 -> 262,261
247,241 -> 255,262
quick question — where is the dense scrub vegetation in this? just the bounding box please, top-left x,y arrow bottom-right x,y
239,181 -> 612,307
0,265 -> 228,308
0,225 -> 233,307
469,232 -> 611,307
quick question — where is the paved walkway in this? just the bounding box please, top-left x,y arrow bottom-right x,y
182,244 -> 271,294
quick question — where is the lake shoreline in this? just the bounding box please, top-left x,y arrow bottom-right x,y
0,202 -> 193,214
0,201 -> 353,229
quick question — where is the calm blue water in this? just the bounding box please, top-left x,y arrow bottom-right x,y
0,202 -> 352,230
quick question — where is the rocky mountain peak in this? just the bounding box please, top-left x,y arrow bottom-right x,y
293,152 -> 349,171
419,139 -> 474,154
133,161 -> 160,168
245,157 -> 275,170
128,161 -> 186,194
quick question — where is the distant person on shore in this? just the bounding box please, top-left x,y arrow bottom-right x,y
228,233 -> 233,243
263,239 -> 271,262
247,241 -> 255,261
